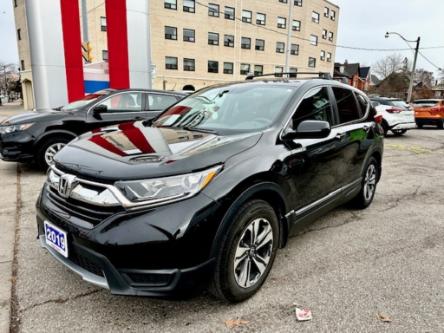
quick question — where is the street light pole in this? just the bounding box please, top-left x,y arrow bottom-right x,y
385,32 -> 420,103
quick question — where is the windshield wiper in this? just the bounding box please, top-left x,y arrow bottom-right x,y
182,126 -> 218,134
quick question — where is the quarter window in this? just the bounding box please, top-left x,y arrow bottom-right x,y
291,87 -> 332,129
332,88 -> 362,123
356,93 -> 369,114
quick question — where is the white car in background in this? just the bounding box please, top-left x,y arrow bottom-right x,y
370,97 -> 416,136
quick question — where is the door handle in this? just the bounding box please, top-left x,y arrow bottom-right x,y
335,132 -> 346,140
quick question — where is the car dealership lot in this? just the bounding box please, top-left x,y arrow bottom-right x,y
2,129 -> 443,333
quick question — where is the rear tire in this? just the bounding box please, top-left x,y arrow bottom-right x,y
381,121 -> 389,136
209,199 -> 279,302
392,129 -> 407,136
349,157 -> 379,209
36,135 -> 72,171
438,121 -> 444,129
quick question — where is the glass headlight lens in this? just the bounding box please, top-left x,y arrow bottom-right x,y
115,165 -> 222,204
0,123 -> 34,134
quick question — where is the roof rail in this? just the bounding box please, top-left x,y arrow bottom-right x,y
245,72 -> 332,80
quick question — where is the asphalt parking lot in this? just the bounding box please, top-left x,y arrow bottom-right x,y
1,123 -> 443,332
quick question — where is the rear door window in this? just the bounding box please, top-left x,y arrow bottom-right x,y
332,87 -> 361,124
97,92 -> 142,112
291,87 -> 333,129
147,94 -> 179,111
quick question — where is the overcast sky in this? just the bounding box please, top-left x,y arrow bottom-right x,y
1,0 -> 443,76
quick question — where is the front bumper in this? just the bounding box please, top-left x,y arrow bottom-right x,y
0,131 -> 35,162
36,185 -> 222,297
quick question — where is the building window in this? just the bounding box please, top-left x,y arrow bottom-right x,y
224,6 -> 235,20
183,58 -> 195,71
165,56 -> 178,69
294,0 -> 302,7
183,0 -> 195,13
279,0 -> 288,3
255,39 -> 265,51
331,10 -> 336,21
320,50 -> 326,61
289,67 -> 298,78
223,62 -> 234,74
164,0 -> 177,10
324,7 -> 330,17
208,32 -> 219,45
290,44 -> 299,55
328,31 -> 334,42
292,20 -> 301,31
208,3 -> 219,17
276,42 -> 285,53
100,17 -> 107,31
20,60 -> 25,71
165,26 -> 177,40
183,28 -> 195,42
277,16 -> 286,29
327,52 -> 332,62
102,50 -> 108,61
241,37 -> 251,49
256,13 -> 266,25
310,34 -> 318,46
254,65 -> 263,76
322,29 -> 328,39
308,57 -> 316,68
240,63 -> 250,75
17,28 -> 21,41
208,60 -> 219,73
242,10 -> 252,23
275,66 -> 284,77
312,11 -> 320,23
224,34 -> 234,47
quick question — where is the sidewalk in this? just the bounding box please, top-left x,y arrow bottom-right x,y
0,102 -> 25,119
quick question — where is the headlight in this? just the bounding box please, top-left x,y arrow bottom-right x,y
0,123 -> 34,134
115,165 -> 222,205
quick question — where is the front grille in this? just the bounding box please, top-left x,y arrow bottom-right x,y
47,187 -> 123,226
70,249 -> 104,277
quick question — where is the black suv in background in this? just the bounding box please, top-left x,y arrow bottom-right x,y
0,89 -> 185,169
37,75 -> 384,302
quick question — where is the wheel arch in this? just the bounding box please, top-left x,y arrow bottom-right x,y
34,130 -> 77,148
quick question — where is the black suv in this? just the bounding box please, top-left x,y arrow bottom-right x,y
0,89 -> 185,169
36,76 -> 383,302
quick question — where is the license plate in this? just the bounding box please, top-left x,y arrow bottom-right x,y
44,221 -> 68,258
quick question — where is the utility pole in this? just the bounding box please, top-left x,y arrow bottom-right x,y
407,37 -> 420,103
284,1 -> 293,73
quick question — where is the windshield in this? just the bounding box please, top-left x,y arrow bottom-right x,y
152,84 -> 297,133
390,100 -> 410,109
61,92 -> 107,111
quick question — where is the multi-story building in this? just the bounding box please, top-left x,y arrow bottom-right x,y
13,0 -> 339,108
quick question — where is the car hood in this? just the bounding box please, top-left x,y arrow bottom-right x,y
1,109 -> 65,125
54,122 -> 262,181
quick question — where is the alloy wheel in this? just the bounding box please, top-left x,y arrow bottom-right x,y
233,218 -> 273,288
363,164 -> 377,201
44,143 -> 65,166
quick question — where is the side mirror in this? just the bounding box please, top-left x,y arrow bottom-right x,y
92,104 -> 107,119
282,120 -> 331,140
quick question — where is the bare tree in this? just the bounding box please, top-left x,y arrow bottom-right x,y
415,69 -> 434,88
372,53 -> 405,79
438,68 -> 444,84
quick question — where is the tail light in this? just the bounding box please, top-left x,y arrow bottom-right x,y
374,114 -> 383,124
386,107 -> 402,113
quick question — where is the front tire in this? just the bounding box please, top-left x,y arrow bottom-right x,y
209,199 -> 279,302
36,136 -> 72,170
349,157 -> 379,209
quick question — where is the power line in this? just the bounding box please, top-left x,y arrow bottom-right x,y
194,1 -> 444,52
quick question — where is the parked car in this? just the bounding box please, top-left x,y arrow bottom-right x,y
0,89 -> 185,169
36,76 -> 384,302
413,99 -> 444,129
370,97 -> 416,136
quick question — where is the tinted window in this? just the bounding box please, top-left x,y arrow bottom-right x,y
148,94 -> 178,111
332,88 -> 361,123
355,93 -> 369,114
97,92 -> 142,112
291,87 -> 332,129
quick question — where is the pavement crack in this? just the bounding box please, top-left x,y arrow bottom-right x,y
298,211 -> 362,235
9,164 -> 21,333
0,259 -> 13,264
19,289 -> 101,314
381,184 -> 422,212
